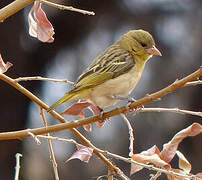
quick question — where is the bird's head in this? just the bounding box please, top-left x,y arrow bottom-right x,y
119,29 -> 162,61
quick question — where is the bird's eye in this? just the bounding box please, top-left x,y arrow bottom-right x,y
140,42 -> 147,47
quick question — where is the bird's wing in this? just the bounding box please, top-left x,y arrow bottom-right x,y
70,45 -> 135,93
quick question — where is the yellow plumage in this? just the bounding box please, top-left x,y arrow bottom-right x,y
47,29 -> 162,112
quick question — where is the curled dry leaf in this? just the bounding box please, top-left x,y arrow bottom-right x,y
131,145 -> 169,175
0,54 -> 13,74
160,123 -> 202,163
28,1 -> 55,43
61,101 -> 91,116
61,101 -> 92,131
131,123 -> 202,177
61,101 -> 104,131
88,104 -> 105,128
66,144 -> 93,163
176,150 -> 191,174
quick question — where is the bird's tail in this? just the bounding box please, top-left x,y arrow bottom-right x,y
47,92 -> 76,112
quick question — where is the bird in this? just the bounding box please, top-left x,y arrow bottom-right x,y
47,29 -> 162,113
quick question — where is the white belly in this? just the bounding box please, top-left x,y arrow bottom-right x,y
89,63 -> 145,107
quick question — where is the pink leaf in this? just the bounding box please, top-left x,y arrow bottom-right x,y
196,173 -> 202,179
66,144 -> 93,163
131,145 -> 170,175
61,101 -> 104,131
28,2 -> 55,43
0,54 -> 13,74
160,123 -> 202,163
61,101 -> 91,116
88,104 -> 105,128
78,111 -> 92,132
61,101 -> 92,131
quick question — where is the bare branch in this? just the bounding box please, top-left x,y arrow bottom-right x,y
28,131 -> 41,145
136,107 -> 202,117
39,0 -> 95,16
185,80 -> 202,87
40,107 -> 59,180
0,0 -> 34,22
14,76 -> 74,84
14,153 -> 22,180
121,114 -> 134,157
37,135 -> 79,145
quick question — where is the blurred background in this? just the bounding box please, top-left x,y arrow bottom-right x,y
0,0 -> 201,179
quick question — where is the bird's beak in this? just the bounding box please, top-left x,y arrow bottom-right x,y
146,46 -> 162,56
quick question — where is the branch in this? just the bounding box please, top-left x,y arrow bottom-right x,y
39,0 -> 95,16
121,114 -> 134,157
0,74 -> 120,175
185,80 -> 202,87
14,153 -> 22,180
0,67 -> 201,140
14,76 -> 74,84
0,0 -> 34,22
40,107 -> 59,180
136,107 -> 202,117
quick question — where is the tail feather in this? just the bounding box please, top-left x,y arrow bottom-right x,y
47,92 -> 75,112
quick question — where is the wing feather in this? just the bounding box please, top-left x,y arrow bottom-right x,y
70,44 -> 135,93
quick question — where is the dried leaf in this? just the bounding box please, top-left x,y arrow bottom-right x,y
66,144 -> 93,163
131,145 -> 169,175
89,104 -> 105,128
196,173 -> 202,179
0,54 -> 13,74
61,102 -> 91,116
166,169 -> 187,180
160,123 -> 202,163
78,111 -> 92,132
176,150 -> 191,174
28,2 -> 55,43
141,145 -> 161,156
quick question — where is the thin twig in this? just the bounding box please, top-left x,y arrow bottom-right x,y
40,107 -> 59,180
37,135 -> 79,145
108,169 -> 114,180
185,80 -> 202,87
14,76 -> 74,84
121,114 -> 134,157
39,0 -> 95,15
28,131 -> 41,144
14,153 -> 22,180
136,107 -> 202,117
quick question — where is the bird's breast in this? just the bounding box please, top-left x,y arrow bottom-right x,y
90,61 -> 146,107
